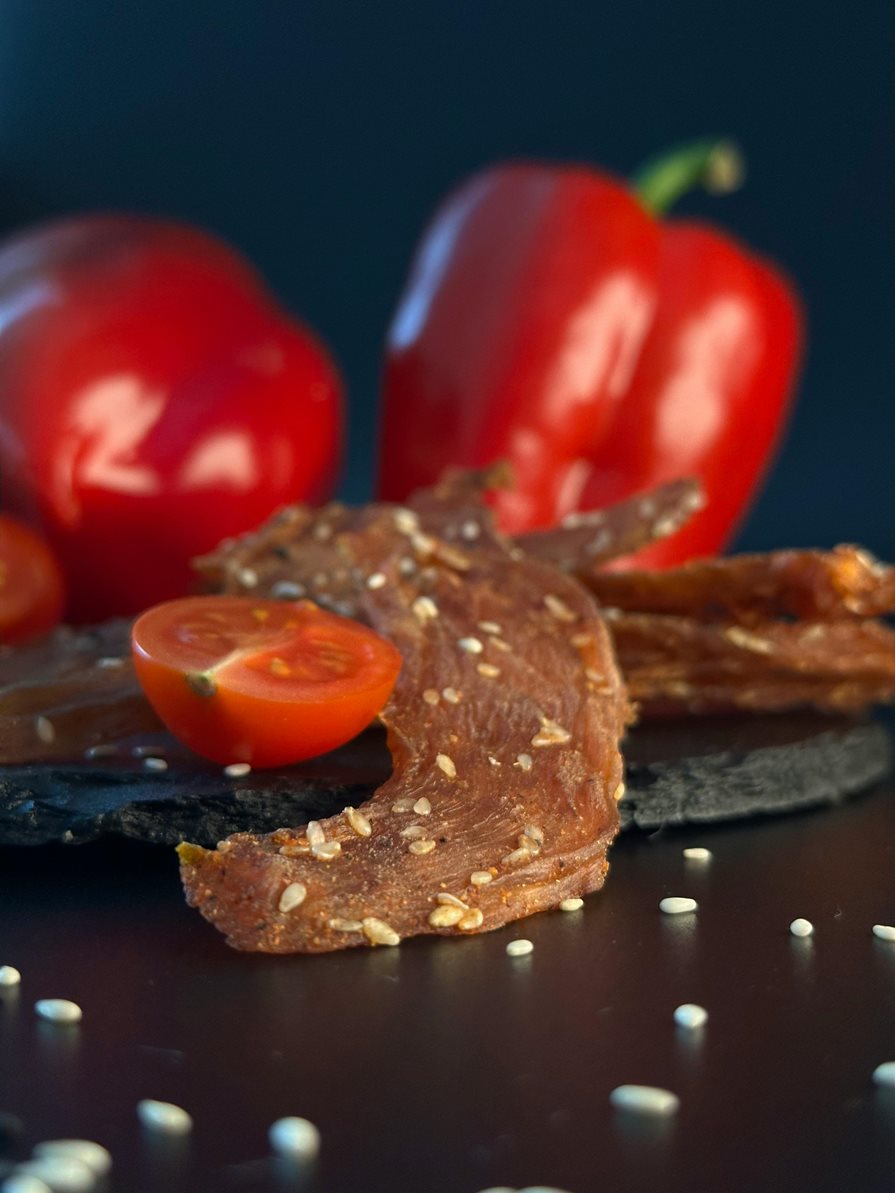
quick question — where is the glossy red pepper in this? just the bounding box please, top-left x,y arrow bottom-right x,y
0,216 -> 343,621
378,141 -> 802,565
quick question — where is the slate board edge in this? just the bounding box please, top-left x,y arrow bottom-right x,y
0,718 -> 891,847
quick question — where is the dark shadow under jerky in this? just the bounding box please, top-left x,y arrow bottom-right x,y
179,499 -> 628,952
614,613 -> 895,716
583,545 -> 895,624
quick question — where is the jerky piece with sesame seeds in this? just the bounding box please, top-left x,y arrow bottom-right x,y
581,545 -> 895,625
614,613 -> 895,717
178,498 -> 629,953
515,478 -> 705,571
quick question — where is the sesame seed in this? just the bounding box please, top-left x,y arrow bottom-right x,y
84,744 -> 117,760
0,1173 -> 52,1193
610,1084 -> 680,1117
32,1140 -> 112,1178
436,892 -> 469,909
398,556 -> 416,576
362,917 -> 400,946
344,807 -> 372,837
653,515 -> 683,538
458,909 -> 484,931
400,824 -> 428,839
873,1062 -> 895,1088
0,965 -> 21,986
518,834 -> 541,854
436,753 -> 457,778
311,841 -> 341,861
506,939 -> 534,957
413,797 -> 432,815
328,918 -> 363,932
408,839 -> 436,855
95,656 -> 124,669
269,1116 -> 321,1160
683,847 -> 712,861
790,918 -> 814,937
137,1099 -> 192,1134
306,821 -> 325,847
131,744 -> 164,757
224,762 -> 252,778
271,580 -> 304,599
35,999 -> 82,1025
724,626 -> 773,654
585,668 -> 605,683
659,897 -> 697,915
544,593 -> 577,622
488,756 -> 501,767
442,687 -> 462,703
458,636 -> 484,654
470,871 -> 494,886
460,520 -> 481,540
9,1159 -> 94,1193
531,720 -> 571,747
142,757 -> 168,772
237,567 -> 259,588
489,636 -> 512,652
410,531 -> 436,557
674,1003 -> 708,1029
312,572 -> 328,588
278,843 -> 310,857
613,782 -> 626,802
477,620 -> 502,634
34,716 -> 55,745
872,924 -> 895,942
278,883 -> 307,913
313,522 -> 333,541
502,847 -> 532,867
366,572 -> 387,589
559,897 -> 584,912
523,824 -> 545,846
422,688 -> 441,705
392,508 -> 419,534
515,754 -> 533,772
428,905 -> 465,928
392,798 -> 416,812
477,662 -> 501,678
412,595 -> 439,623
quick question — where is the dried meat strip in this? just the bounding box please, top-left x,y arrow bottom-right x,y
517,479 -> 704,571
582,546 -> 895,625
612,612 -> 895,717
179,501 -> 629,952
0,621 -> 160,765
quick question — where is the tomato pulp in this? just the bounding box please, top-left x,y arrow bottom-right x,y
131,597 -> 401,767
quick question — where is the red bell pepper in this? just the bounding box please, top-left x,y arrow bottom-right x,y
0,216 -> 343,621
378,140 -> 802,566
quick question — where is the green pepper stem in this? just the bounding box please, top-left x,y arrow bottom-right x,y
633,138 -> 744,216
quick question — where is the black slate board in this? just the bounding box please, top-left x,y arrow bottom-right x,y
0,712 -> 890,846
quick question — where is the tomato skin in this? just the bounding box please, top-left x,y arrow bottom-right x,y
0,216 -> 343,622
0,514 -> 66,643
131,597 -> 401,768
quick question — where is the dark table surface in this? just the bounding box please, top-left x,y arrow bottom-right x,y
2,774 -> 895,1193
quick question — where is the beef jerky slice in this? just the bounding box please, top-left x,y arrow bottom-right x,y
178,500 -> 628,953
0,621 -> 160,765
614,613 -> 895,716
517,478 -> 704,571
583,545 -> 895,625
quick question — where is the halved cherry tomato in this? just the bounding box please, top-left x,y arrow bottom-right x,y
131,596 -> 401,767
0,514 -> 66,644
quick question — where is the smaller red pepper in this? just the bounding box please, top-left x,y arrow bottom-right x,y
378,139 -> 802,567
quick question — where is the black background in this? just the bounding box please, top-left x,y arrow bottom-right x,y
0,0 -> 891,550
